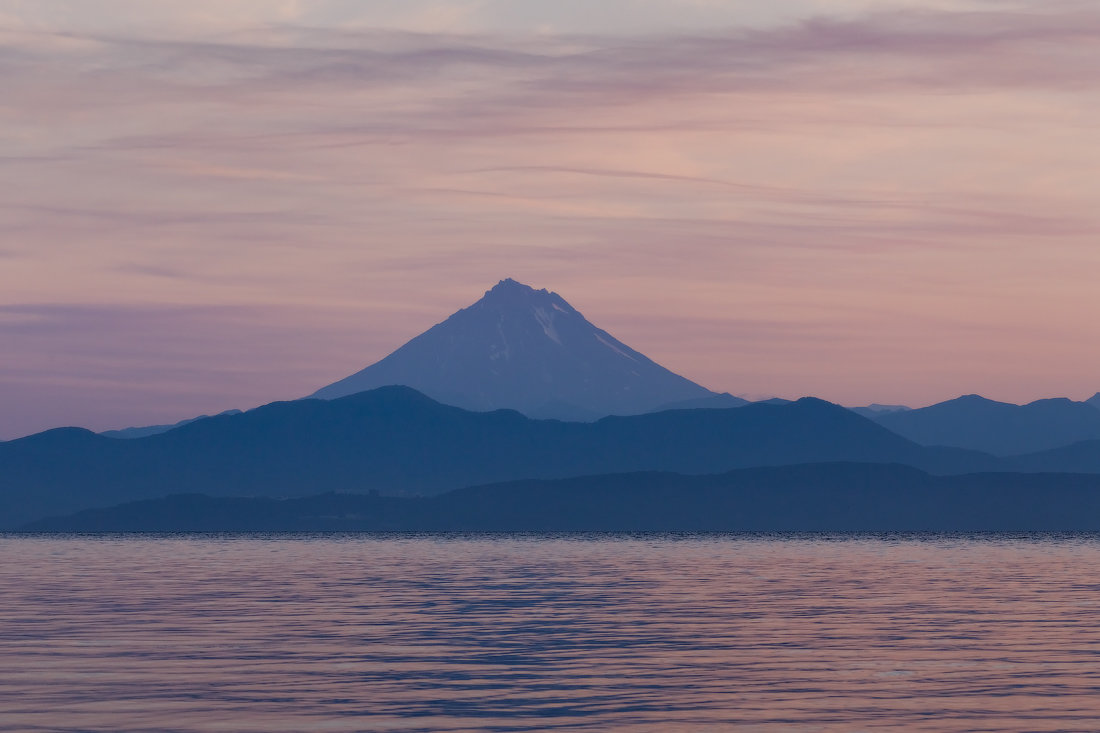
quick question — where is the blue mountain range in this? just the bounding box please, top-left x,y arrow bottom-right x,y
5,278 -> 1099,531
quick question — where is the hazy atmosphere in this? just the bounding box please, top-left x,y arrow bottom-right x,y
3,0 -> 1099,438
8,7 -> 1100,731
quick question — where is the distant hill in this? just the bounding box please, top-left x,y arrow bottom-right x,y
100,410 -> 242,439
1013,440 -> 1100,474
849,404 -> 911,419
310,278 -> 717,419
871,395 -> 1100,456
649,393 -> 750,412
0,386 -> 1002,529
1088,393 -> 1100,410
24,463 -> 1100,533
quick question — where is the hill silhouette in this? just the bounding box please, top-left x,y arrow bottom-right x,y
649,393 -> 750,412
100,409 -> 243,439
1013,440 -> 1100,473
849,404 -> 911,418
24,463 -> 1100,533
0,386 -> 1002,529
872,394 -> 1100,455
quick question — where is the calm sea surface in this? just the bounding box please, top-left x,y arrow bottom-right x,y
2,534 -> 1100,732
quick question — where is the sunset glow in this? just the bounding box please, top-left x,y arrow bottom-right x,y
2,1 -> 1098,438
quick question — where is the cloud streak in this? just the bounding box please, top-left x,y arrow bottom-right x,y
2,2 -> 1099,436
8,8 -> 1100,128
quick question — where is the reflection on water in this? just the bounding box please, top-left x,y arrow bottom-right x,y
2,534 -> 1100,731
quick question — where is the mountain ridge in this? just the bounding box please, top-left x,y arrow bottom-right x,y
871,394 -> 1100,456
24,462 -> 1100,533
100,409 -> 243,439
0,385 -> 1006,529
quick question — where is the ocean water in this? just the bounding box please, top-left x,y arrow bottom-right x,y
2,534 -> 1100,732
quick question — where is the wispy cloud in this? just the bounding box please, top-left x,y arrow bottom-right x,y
7,8 -> 1100,124
1,2 -> 1099,435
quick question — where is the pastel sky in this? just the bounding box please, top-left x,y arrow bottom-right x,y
2,0 -> 1099,438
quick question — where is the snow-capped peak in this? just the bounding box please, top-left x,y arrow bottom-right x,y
310,278 -> 716,418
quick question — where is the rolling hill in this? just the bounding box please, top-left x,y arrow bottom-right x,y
25,463 -> 1100,533
0,386 -> 1002,528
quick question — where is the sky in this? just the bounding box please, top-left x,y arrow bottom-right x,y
2,0 -> 1099,439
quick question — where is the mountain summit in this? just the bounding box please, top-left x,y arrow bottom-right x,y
310,278 -> 716,419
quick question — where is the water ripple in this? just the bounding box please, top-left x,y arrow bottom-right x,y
2,533 -> 1100,731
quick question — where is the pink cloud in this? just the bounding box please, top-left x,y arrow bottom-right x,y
2,4 -> 1099,436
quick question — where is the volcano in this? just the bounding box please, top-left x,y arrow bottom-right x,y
310,278 -> 717,419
